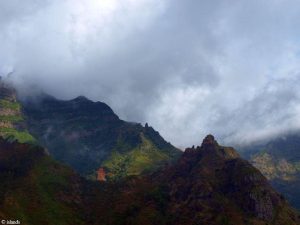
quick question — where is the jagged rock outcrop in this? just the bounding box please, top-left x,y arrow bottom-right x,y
97,167 -> 106,182
90,135 -> 300,225
158,135 -> 295,223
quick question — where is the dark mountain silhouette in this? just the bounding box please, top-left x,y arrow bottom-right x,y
20,93 -> 181,179
0,138 -> 86,224
88,135 -> 300,225
0,80 -> 299,224
1,135 -> 299,225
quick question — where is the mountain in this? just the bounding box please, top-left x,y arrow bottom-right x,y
241,133 -> 300,210
1,80 -> 299,223
0,138 -> 86,225
1,135 -> 298,225
20,93 -> 181,179
0,80 -> 35,143
87,135 -> 300,225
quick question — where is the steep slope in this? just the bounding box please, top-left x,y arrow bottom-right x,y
21,94 -> 181,179
0,138 -> 85,225
1,135 -> 298,225
0,80 -> 35,143
242,133 -> 300,210
89,135 -> 300,225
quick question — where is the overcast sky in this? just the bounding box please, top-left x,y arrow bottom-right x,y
1,0 -> 300,147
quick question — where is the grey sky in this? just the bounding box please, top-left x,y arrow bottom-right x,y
1,0 -> 300,147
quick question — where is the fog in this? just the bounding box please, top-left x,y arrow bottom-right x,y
1,0 -> 300,147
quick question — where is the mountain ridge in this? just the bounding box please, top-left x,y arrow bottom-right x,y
88,135 -> 300,225
1,80 -> 299,224
0,124 -> 299,224
19,90 -> 181,179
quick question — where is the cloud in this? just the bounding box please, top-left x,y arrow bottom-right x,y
1,0 -> 300,147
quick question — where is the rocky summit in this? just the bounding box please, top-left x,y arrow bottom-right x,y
89,135 -> 300,225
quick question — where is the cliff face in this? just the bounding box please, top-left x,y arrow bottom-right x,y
21,94 -> 181,178
97,168 -> 106,182
154,135 -> 299,224
243,134 -> 300,210
0,80 -> 180,180
0,81 -> 35,143
89,135 -> 300,225
1,134 -> 298,225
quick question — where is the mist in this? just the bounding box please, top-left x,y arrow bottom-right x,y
1,0 -> 300,147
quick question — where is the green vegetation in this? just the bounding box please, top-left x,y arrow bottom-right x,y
103,133 -> 170,180
0,97 -> 35,144
24,157 -> 83,225
0,115 -> 23,122
0,141 -> 84,225
0,127 -> 36,143
0,99 -> 21,110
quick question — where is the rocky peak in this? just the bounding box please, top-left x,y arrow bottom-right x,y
154,135 -> 300,224
183,135 -> 240,161
202,134 -> 215,145
201,134 -> 216,146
